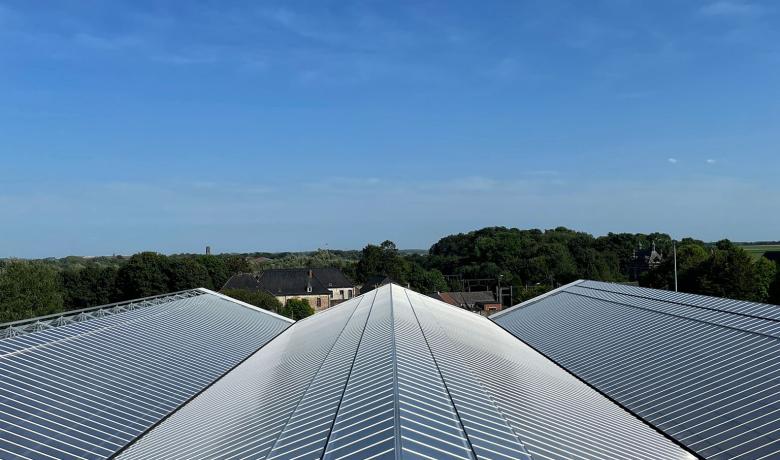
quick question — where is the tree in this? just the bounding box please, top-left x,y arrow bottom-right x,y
753,257 -> 777,303
769,262 -> 780,305
196,255 -> 229,290
224,255 -> 251,276
355,241 -> 410,283
0,261 -> 64,322
167,258 -> 211,291
115,252 -> 170,299
407,266 -> 448,293
641,243 -> 708,290
61,265 -> 118,308
281,298 -> 314,320
693,243 -> 770,302
221,289 -> 283,313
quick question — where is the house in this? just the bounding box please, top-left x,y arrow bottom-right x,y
431,290 -> 502,316
222,268 -> 355,312
629,242 -> 663,280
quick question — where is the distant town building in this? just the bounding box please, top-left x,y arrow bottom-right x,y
222,268 -> 355,312
430,291 -> 502,316
205,246 -> 211,255
629,242 -> 663,281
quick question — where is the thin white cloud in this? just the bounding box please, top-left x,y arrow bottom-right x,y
153,54 -> 217,65
486,57 -> 521,81
706,158 -> 717,164
699,1 -> 763,17
73,33 -> 142,50
3,175 -> 779,257
668,158 -> 678,164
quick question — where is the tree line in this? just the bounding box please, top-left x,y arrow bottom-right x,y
2,226 -> 779,323
351,227 -> 780,305
0,252 -> 250,323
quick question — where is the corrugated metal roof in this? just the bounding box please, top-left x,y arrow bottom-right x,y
492,280 -> 780,460
119,284 -> 693,460
0,289 -> 292,460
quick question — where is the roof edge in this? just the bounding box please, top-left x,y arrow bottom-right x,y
490,279 -> 585,319
0,288 -> 204,329
197,288 -> 295,323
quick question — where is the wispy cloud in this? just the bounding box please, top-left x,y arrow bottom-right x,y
258,6 -> 342,44
485,57 -> 522,81
699,1 -> 764,17
3,175 -> 778,257
152,53 -> 217,65
668,158 -> 679,164
706,158 -> 717,164
73,33 -> 142,50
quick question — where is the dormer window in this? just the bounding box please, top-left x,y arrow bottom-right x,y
307,286 -> 312,293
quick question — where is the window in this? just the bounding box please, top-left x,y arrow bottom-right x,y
347,289 -> 352,299
339,289 -> 344,298
307,286 -> 312,293
316,297 -> 322,308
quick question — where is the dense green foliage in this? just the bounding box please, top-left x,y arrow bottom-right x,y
281,298 -> 315,320
221,288 -> 283,313
0,252 -> 253,322
357,228 -> 780,305
399,227 -> 672,300
2,227 -> 779,324
0,262 -> 64,322
641,239 -> 779,303
258,249 -> 359,272
61,265 -> 118,309
354,241 -> 447,292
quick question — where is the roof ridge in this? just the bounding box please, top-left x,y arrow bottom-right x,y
578,281 -> 780,323
197,288 -> 294,323
490,280 -> 584,319
566,288 -> 780,340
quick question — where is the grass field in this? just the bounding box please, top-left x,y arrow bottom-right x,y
740,244 -> 780,258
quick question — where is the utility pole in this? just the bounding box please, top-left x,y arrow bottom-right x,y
497,275 -> 502,307
673,240 -> 678,292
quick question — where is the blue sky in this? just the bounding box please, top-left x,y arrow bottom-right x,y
1,0 -> 779,257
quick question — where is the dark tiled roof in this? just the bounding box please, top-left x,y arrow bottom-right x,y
221,273 -> 260,291
310,267 -> 353,288
223,268 -> 353,296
